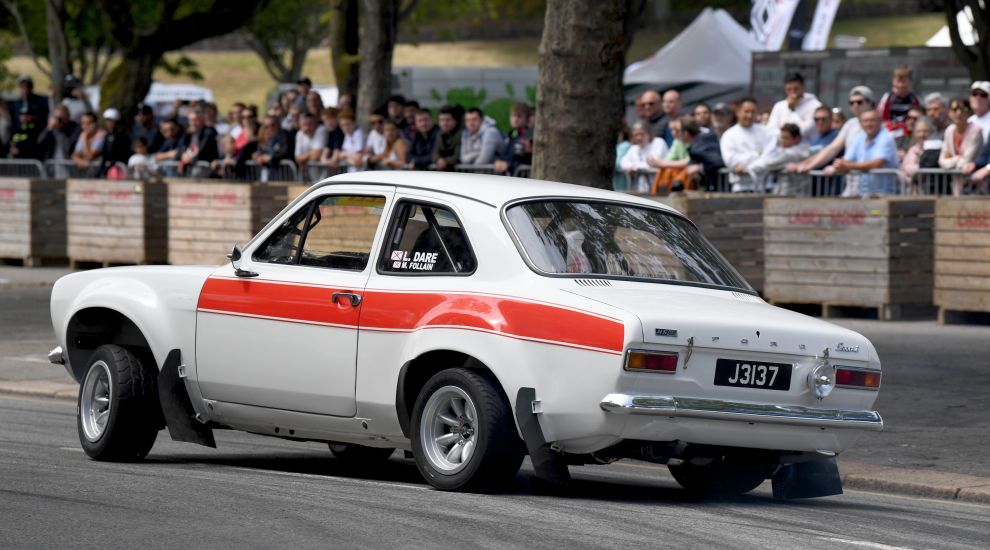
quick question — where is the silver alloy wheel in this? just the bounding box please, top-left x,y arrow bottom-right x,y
80,360 -> 112,442
420,385 -> 479,474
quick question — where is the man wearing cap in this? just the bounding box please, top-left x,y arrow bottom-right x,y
711,102 -> 735,138
100,108 -> 132,173
10,75 -> 49,134
791,85 -> 875,174
766,72 -> 822,138
9,104 -> 43,160
968,81 -> 990,143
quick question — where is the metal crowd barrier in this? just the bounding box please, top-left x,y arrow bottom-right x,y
0,159 -> 45,178
44,159 -> 129,179
454,164 -> 497,175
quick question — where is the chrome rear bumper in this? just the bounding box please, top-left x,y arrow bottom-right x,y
600,393 -> 883,431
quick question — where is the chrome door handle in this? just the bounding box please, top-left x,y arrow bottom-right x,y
332,292 -> 362,307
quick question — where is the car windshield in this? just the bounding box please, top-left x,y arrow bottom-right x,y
505,200 -> 752,292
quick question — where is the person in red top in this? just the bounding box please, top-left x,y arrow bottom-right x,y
877,65 -> 921,141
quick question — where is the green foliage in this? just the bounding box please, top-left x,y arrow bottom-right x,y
404,0 -> 547,39
0,31 -> 15,91
156,55 -> 203,80
245,0 -> 328,81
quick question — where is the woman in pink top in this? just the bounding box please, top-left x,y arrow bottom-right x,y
939,98 -> 984,196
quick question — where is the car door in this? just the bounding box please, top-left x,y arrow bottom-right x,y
195,187 -> 394,416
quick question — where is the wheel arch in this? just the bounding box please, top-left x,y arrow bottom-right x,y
395,349 -> 516,439
65,307 -> 158,383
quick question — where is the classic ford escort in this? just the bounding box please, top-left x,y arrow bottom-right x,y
49,171 -> 882,497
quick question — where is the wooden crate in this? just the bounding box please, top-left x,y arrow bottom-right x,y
167,181 -> 289,265
288,183 -> 315,201
67,179 -> 167,266
0,178 -> 66,265
934,198 -> 990,321
649,192 -> 766,293
763,197 -> 935,320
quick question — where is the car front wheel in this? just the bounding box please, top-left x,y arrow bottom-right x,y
410,368 -> 524,492
78,344 -> 160,461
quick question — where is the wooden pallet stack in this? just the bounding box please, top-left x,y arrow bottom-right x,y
66,179 -> 167,267
650,192 -> 767,294
167,181 -> 289,265
0,178 -> 66,266
934,198 -> 990,323
763,197 -> 935,320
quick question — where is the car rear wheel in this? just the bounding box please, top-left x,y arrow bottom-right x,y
668,454 -> 768,497
410,368 -> 524,492
78,345 -> 160,461
328,443 -> 395,464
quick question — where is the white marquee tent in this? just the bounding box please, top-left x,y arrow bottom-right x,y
624,7 -> 764,105
926,7 -> 976,47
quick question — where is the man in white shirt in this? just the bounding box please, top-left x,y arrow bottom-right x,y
766,72 -> 821,139
294,113 -> 328,169
968,81 -> 990,143
720,98 -> 774,192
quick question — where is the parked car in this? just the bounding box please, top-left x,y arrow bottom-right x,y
49,171 -> 882,497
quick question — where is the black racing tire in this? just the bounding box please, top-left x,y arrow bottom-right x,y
77,344 -> 160,461
328,442 -> 395,464
668,454 -> 768,497
410,368 -> 524,492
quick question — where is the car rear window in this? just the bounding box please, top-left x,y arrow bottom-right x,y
505,200 -> 752,291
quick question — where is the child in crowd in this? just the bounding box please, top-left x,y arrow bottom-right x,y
127,137 -> 153,179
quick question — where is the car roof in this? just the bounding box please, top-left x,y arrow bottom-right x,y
316,170 -> 679,213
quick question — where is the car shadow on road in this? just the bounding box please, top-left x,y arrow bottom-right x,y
141,450 -> 877,511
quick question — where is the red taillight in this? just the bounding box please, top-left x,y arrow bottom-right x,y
626,351 -> 678,373
835,367 -> 881,389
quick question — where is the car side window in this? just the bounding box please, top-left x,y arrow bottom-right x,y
254,200 -> 312,265
254,195 -> 387,270
381,201 -> 476,274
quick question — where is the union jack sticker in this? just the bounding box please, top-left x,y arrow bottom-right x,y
391,250 -> 404,261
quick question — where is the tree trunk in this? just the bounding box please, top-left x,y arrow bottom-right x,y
330,0 -> 361,99
532,0 -> 644,188
946,0 -> 990,80
46,0 -> 69,102
356,0 -> 399,127
100,50 -> 158,120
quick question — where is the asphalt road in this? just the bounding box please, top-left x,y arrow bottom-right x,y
4,286 -> 990,477
1,395 -> 987,549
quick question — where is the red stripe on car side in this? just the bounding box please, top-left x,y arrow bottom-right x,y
197,277 -> 625,353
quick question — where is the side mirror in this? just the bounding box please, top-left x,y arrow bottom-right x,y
229,244 -> 258,278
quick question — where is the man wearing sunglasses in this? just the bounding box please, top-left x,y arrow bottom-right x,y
789,85 -> 874,174
968,81 -> 990,143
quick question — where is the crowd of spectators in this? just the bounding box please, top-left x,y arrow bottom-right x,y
0,75 -> 535,182
620,65 -> 990,196
4,67 -> 990,196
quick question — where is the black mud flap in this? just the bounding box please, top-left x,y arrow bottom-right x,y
158,349 -> 216,448
772,457 -> 842,499
515,387 -> 570,486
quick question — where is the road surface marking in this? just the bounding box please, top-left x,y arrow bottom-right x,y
819,537 -> 914,550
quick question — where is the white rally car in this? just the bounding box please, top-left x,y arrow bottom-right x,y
49,171 -> 882,497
